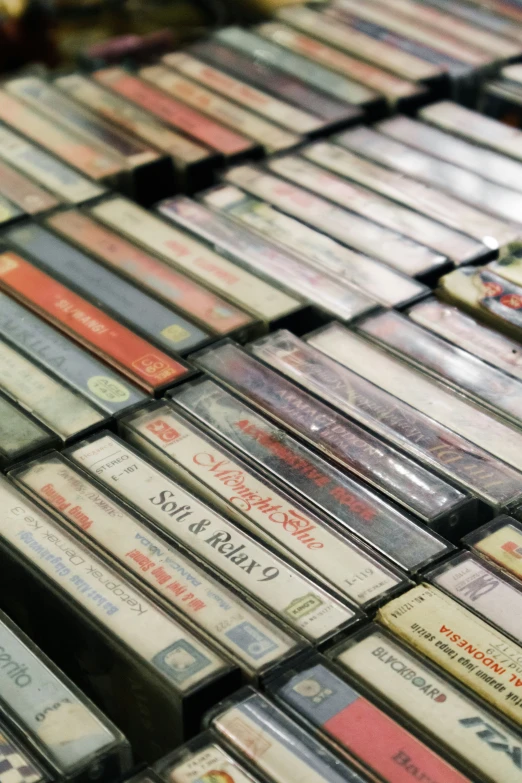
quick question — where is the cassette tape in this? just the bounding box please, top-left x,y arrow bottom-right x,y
276,5 -> 445,87
0,290 -> 146,418
437,265 -> 522,342
223,164 -> 447,278
158,196 -> 375,326
191,341 -> 474,532
0,336 -> 106,443
93,67 -> 254,163
0,476 -> 238,760
202,184 -> 428,309
253,23 -> 385,118
0,251 -> 190,395
60,431 -> 360,640
330,623 -> 522,783
208,688 -> 368,783
249,22 -> 426,110
119,401 -> 406,612
0,392 -> 56,469
88,196 -> 294,327
409,297 -> 522,382
322,3 -> 481,94
252,329 -> 522,525
308,322 -> 522,476
0,125 -> 105,205
55,73 -> 218,194
216,27 -> 381,115
154,732 -> 267,783
463,515 -> 522,576
307,138 -> 513,253
0,608 -> 131,782
46,208 -> 255,340
3,223 -> 210,358
377,583 -> 522,727
18,450 -> 305,680
138,65 -> 300,155
270,657 -> 470,783
266,153 -> 479,272
379,114 -> 522,194
0,159 -> 58,216
169,378 -> 454,574
359,308 -> 522,429
161,51 -> 321,135
421,100 -> 522,163
375,0 -> 521,58
336,126 -> 522,229
426,551 -> 522,649
0,88 -> 121,185
189,39 -> 360,127
5,76 -> 167,204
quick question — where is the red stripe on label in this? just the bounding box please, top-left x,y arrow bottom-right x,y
47,210 -> 253,335
324,698 -> 470,783
0,251 -> 187,391
95,69 -> 252,156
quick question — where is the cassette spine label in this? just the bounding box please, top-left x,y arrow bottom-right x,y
122,404 -> 402,608
428,553 -> 522,645
171,379 -> 451,572
0,478 -> 227,692
252,329 -> 522,510
47,209 -> 253,336
15,456 -> 296,674
164,743 -> 259,783
409,299 -> 522,383
5,223 -> 209,355
0,251 -> 188,393
158,196 -> 375,322
275,662 -> 469,783
89,196 -> 297,322
335,629 -> 522,783
0,126 -> 105,204
0,338 -> 104,440
193,343 -> 470,523
0,614 -> 117,773
377,584 -> 522,726
213,691 -> 367,783
0,290 -> 146,416
0,159 -> 58,214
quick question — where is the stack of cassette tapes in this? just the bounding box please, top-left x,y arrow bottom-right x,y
3,0 -> 522,780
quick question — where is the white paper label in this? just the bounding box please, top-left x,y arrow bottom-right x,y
337,630 -> 522,783
168,744 -> 257,783
124,406 -> 359,631
0,340 -> 103,439
0,478 -> 224,692
90,197 -> 295,320
17,458 -> 295,672
117,413 -> 400,606
308,323 -> 522,474
433,555 -> 522,644
0,126 -> 104,204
